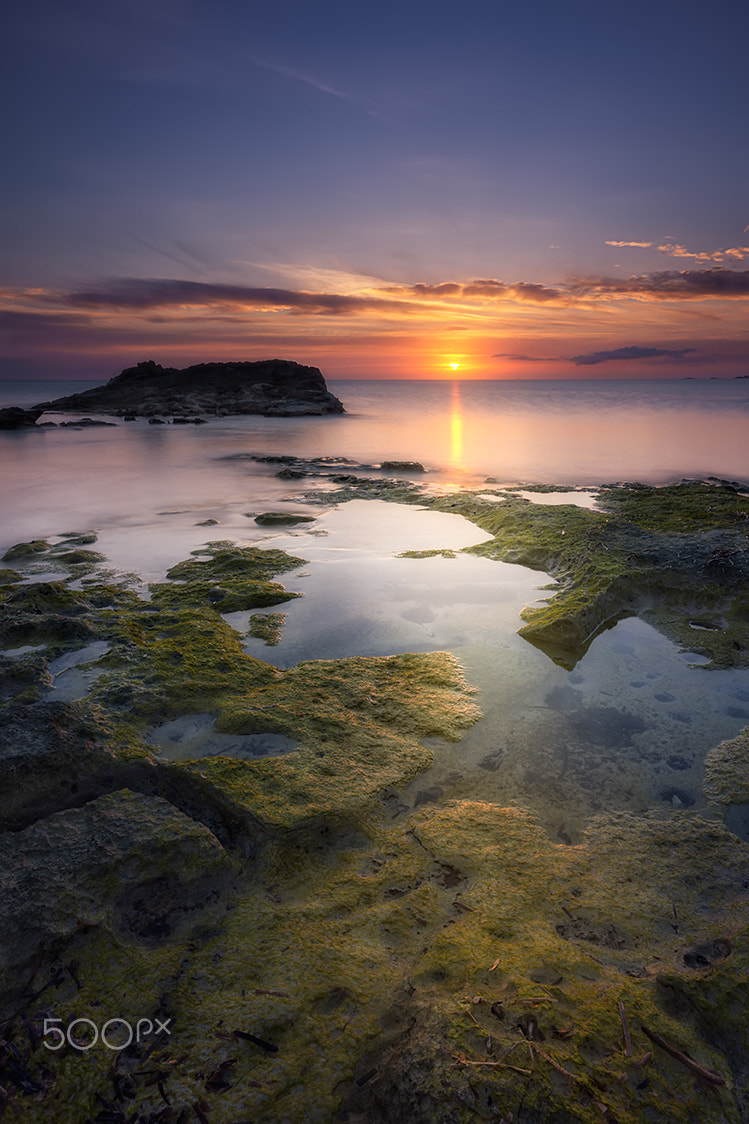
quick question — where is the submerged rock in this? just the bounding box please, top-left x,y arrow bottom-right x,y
34,358 -> 345,418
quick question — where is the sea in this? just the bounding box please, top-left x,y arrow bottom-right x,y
2,376 -> 749,839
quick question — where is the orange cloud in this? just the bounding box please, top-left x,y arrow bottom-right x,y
605,240 -> 654,248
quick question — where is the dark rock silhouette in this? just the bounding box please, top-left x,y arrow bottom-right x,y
35,359 -> 345,418
0,407 -> 43,429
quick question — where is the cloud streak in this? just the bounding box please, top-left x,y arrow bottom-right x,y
606,237 -> 749,263
569,345 -> 697,366
568,268 -> 749,301
606,240 -> 654,248
50,279 -> 414,317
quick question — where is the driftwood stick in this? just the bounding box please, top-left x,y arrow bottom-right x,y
452,1055 -> 532,1076
618,1001 -> 632,1057
640,1025 -> 726,1087
529,1043 -> 586,1086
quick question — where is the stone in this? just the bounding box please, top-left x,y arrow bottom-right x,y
380,460 -> 426,473
0,789 -> 232,981
0,406 -> 43,429
35,358 -> 345,418
252,512 -> 317,526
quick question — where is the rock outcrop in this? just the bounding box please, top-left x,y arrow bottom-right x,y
34,358 -> 345,417
0,406 -> 43,429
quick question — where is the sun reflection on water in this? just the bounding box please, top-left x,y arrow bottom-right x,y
449,380 -> 464,468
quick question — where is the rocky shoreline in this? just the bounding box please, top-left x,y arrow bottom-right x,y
2,479 -> 749,1122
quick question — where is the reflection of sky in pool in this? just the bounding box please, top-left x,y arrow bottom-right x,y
239,500 -> 749,839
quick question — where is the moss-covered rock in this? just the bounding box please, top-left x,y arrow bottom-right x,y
704,726 -> 749,806
2,539 -> 51,560
253,511 -> 316,525
423,484 -> 749,669
247,611 -> 287,645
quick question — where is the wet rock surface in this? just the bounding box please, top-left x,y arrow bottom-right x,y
2,482 -> 749,1121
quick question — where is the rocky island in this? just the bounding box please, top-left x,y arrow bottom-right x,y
31,358 -> 345,419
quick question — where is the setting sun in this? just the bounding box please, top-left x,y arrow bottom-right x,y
448,362 -> 460,370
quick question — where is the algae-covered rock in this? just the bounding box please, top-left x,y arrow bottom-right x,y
705,725 -> 749,806
341,802 -> 748,1123
425,483 -> 749,669
0,789 -> 232,983
0,651 -> 52,702
247,611 -> 286,644
0,700 -> 118,829
2,539 -> 51,560
177,651 -> 480,828
380,460 -> 426,473
253,511 -> 316,526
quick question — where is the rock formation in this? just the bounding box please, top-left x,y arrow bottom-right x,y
34,358 -> 345,418
0,407 -> 43,429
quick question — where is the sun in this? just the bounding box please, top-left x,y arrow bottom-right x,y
448,362 -> 460,371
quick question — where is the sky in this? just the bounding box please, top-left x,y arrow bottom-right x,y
2,0 -> 748,381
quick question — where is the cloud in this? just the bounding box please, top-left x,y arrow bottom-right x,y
606,240 -> 654,248
24,267 -> 749,338
568,268 -> 749,300
491,352 -> 561,362
51,278 -> 413,317
391,278 -> 567,304
657,241 -> 749,263
570,345 -> 698,367
247,55 -> 356,106
606,238 -> 749,263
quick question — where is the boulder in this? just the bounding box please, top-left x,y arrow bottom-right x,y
0,406 -> 43,429
35,359 -> 345,418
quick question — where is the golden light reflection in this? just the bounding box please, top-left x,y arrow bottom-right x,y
449,380 -> 464,468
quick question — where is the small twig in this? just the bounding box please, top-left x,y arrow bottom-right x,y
453,1054 -> 532,1076
529,1043 -> 586,1086
640,1025 -> 726,1087
618,1001 -> 632,1057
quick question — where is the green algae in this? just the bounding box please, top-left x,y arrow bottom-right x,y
380,460 -> 426,472
46,547 -> 106,566
8,797 -> 747,1123
304,475 -> 426,505
149,577 -> 299,613
2,539 -> 51,560
3,496 -> 749,1121
704,727 -> 749,806
174,650 -> 479,828
416,484 -> 749,669
597,480 -> 749,533
247,611 -> 286,644
397,548 -> 457,559
253,511 -> 316,525
164,540 -> 307,583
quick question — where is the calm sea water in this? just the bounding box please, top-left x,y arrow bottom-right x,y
2,377 -> 748,556
2,376 -> 749,835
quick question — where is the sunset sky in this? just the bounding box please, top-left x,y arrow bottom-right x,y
2,0 -> 748,381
